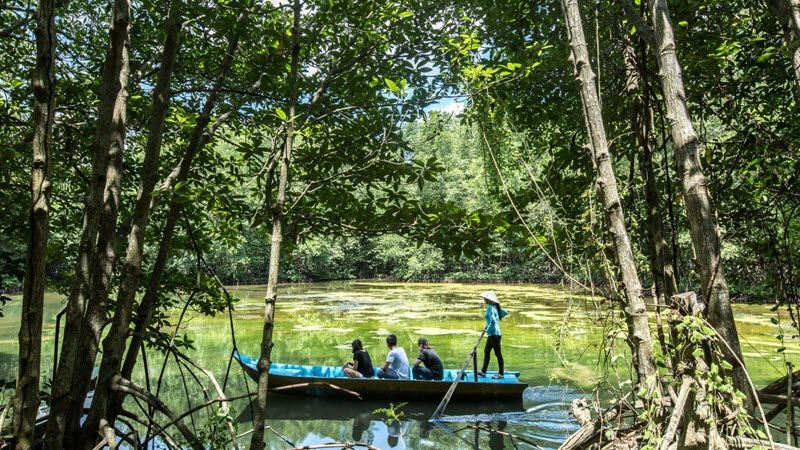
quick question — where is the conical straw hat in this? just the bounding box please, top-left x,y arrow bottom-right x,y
479,290 -> 499,304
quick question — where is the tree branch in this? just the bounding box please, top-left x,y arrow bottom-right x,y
109,376 -> 204,450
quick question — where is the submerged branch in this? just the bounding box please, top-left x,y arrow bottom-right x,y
270,382 -> 362,399
287,443 -> 380,450
109,376 -> 204,450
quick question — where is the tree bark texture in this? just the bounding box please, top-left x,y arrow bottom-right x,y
109,16 -> 244,422
561,0 -> 658,390
250,2 -> 300,448
12,0 -> 56,448
623,39 -> 678,302
768,0 -> 800,92
44,1 -> 131,448
649,0 -> 750,403
81,2 -> 183,444
63,0 -> 132,438
793,0 -> 800,87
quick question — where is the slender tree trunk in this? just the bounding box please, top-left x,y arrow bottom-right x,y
793,0 -> 800,88
12,1 -> 56,448
108,18 -> 244,421
649,0 -> 750,404
63,99 -> 126,443
768,0 -> 800,92
561,0 -> 658,390
250,2 -> 301,448
80,3 -> 183,445
63,2 -> 132,439
623,38 -> 678,302
43,1 -> 131,448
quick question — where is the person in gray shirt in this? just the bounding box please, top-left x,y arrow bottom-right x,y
376,334 -> 409,379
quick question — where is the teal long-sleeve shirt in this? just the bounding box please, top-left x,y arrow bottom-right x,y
484,305 -> 508,336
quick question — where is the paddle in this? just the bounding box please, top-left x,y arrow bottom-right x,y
430,329 -> 486,420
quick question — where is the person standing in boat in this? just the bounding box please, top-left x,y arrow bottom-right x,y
343,338 -> 374,378
479,290 -> 508,379
412,337 -> 444,380
376,334 -> 410,379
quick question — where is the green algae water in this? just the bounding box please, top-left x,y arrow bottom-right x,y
1,281 -> 797,448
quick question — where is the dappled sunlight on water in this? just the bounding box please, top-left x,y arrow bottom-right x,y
1,282 -> 799,448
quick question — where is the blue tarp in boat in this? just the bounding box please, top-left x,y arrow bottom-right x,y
234,352 -> 525,385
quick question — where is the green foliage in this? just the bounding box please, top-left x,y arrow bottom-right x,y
373,235 -> 445,281
4,0 -> 800,446
286,237 -> 356,282
192,114 -> 564,284
372,402 -> 407,424
193,405 -> 236,450
2,0 -> 796,311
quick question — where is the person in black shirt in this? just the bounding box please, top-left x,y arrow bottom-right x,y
344,339 -> 374,378
412,337 -> 444,380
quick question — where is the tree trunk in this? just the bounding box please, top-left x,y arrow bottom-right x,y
12,1 -> 56,448
80,3 -> 183,445
250,2 -> 301,448
561,0 -> 658,390
793,0 -> 800,88
623,29 -> 682,377
43,1 -> 131,448
768,0 -> 800,92
108,16 -> 244,422
648,0 -> 750,404
623,39 -> 678,303
63,0 -> 132,438
63,95 -> 126,443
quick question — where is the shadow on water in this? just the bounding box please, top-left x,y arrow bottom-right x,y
234,385 -> 582,449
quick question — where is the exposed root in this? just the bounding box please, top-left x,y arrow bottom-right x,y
560,402 -> 627,449
560,291 -> 781,450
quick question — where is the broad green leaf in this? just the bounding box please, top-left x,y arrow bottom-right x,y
385,78 -> 399,93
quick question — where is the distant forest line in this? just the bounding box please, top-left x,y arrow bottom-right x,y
3,118 -> 786,302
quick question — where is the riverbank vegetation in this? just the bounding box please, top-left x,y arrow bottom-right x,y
2,0 -> 800,448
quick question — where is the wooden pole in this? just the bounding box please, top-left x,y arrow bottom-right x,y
659,377 -> 691,450
431,330 -> 486,420
788,362 -> 795,446
473,348 -> 478,382
53,305 -> 67,382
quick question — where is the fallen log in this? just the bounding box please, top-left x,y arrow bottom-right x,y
763,382 -> 800,422
760,393 -> 800,408
727,436 -> 799,450
761,373 -> 800,396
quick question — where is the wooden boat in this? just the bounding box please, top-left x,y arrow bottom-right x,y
234,352 -> 528,401
235,394 -> 526,422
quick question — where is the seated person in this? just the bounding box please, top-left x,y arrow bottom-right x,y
343,338 -> 374,378
412,337 -> 444,380
376,334 -> 409,379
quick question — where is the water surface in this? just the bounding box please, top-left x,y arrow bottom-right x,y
0,281 -> 796,448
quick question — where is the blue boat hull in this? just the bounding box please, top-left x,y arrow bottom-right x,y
234,353 -> 527,401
